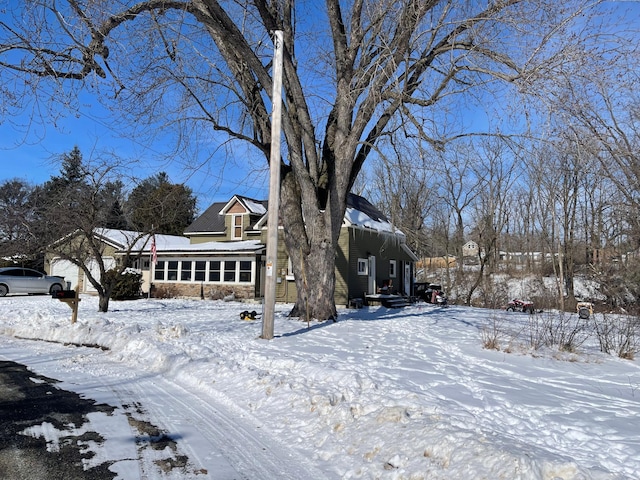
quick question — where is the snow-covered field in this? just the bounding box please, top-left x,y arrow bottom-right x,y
0,295 -> 639,479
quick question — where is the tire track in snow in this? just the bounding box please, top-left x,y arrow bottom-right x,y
107,373 -> 330,480
1,337 -> 329,480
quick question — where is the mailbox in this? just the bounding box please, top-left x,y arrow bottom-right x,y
53,289 -> 81,324
53,289 -> 77,299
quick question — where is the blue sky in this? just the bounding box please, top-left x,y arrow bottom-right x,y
0,99 -> 271,211
1,1 -> 637,212
0,1 -> 276,211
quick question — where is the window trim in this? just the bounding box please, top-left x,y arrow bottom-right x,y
286,257 -> 295,281
153,257 -> 255,284
231,214 -> 243,239
357,258 -> 368,276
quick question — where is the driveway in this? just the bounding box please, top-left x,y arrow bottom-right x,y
0,336 -> 323,480
0,360 -> 117,479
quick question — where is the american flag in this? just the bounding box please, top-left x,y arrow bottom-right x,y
151,235 -> 158,265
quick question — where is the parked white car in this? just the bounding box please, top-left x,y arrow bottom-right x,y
0,267 -> 65,297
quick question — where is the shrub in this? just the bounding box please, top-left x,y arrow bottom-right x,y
481,316 -> 502,350
525,310 -> 591,353
104,268 -> 143,300
593,312 -> 639,360
476,279 -> 509,310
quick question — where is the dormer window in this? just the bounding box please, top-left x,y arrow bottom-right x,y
232,214 -> 243,239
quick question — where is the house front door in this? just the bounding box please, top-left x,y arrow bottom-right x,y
368,256 -> 376,295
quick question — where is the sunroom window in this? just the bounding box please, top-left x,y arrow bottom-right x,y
153,258 -> 253,283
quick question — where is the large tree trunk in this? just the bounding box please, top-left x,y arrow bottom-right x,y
287,238 -> 337,321
98,294 -> 110,313
280,170 -> 339,321
89,268 -> 113,313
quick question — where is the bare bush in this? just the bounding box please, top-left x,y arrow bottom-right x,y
593,313 -> 639,360
526,313 -> 547,351
476,279 -> 510,310
481,315 -> 503,350
525,311 -> 592,353
545,311 -> 592,352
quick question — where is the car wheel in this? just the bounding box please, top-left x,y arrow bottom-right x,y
49,284 -> 63,295
0,284 -> 7,297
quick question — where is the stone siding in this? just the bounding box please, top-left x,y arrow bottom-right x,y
151,283 -> 255,300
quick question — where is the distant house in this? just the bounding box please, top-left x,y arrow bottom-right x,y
48,193 -> 417,306
462,240 -> 479,258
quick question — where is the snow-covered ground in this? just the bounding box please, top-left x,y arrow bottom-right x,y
0,295 -> 639,479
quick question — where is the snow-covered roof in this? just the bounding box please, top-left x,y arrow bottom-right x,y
219,195 -> 268,216
151,239 -> 264,253
92,229 -> 160,250
94,229 -> 264,254
142,233 -> 192,250
342,206 -> 405,236
242,198 -> 267,215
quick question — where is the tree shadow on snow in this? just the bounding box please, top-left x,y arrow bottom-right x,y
276,320 -> 337,337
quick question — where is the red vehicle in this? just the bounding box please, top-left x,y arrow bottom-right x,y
505,299 -> 535,314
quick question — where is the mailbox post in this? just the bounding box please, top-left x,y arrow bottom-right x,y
53,288 -> 81,324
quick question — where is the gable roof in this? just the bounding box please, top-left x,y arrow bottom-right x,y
183,201 -> 227,234
185,193 -> 403,236
346,193 -> 386,222
185,195 -> 268,235
219,195 -> 268,215
343,193 -> 404,236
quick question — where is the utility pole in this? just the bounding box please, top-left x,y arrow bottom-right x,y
262,30 -> 283,340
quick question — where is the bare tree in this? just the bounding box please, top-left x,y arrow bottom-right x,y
520,4 -> 640,276
364,131 -> 436,259
35,147 -> 144,312
0,0 -> 606,320
437,142 -> 484,271
565,75 -> 640,251
555,76 -> 640,307
466,138 -> 519,305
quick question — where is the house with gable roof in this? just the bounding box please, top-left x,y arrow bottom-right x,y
177,192 -> 417,305
48,193 -> 418,307
185,195 -> 267,245
47,226 -> 264,299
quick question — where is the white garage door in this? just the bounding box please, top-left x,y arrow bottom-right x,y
50,259 -> 78,290
50,257 -> 117,293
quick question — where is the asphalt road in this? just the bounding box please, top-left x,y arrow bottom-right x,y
0,360 -> 117,480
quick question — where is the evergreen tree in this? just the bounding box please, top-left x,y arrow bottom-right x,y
127,172 -> 197,235
0,179 -> 36,262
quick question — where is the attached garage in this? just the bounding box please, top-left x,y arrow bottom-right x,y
49,257 -> 116,293
50,258 -> 77,290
